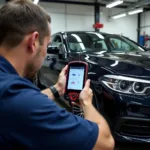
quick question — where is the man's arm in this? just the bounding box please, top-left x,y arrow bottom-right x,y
84,105 -> 114,150
10,88 -> 100,150
41,65 -> 67,100
79,80 -> 115,150
41,84 -> 61,100
42,66 -> 114,150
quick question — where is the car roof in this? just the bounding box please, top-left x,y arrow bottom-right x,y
52,31 -> 127,40
54,31 -> 112,36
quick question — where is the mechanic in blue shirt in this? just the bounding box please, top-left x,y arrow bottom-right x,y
0,0 -> 114,150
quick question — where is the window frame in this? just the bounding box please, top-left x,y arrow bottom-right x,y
51,34 -> 63,47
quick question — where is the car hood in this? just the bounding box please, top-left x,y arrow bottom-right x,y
82,51 -> 150,78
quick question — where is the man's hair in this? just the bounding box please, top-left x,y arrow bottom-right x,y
0,0 -> 51,48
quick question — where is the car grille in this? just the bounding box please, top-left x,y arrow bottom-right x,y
120,120 -> 150,137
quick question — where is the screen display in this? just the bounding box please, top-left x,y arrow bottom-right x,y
67,66 -> 85,90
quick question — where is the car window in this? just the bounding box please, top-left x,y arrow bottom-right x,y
52,35 -> 63,47
94,40 -> 108,50
110,38 -> 132,51
50,36 -> 54,45
67,34 -> 85,52
108,36 -> 145,52
67,32 -> 108,52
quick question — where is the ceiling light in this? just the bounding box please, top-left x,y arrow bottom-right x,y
33,0 -> 39,4
112,13 -> 126,19
106,0 -> 124,8
128,8 -> 143,15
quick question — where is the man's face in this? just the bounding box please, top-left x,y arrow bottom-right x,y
26,23 -> 51,79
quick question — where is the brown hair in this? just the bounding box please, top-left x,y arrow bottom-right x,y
0,0 -> 51,48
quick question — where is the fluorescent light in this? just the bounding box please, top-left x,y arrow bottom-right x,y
33,0 -> 39,4
128,8 -> 143,15
112,13 -> 126,19
106,0 -> 123,8
79,43 -> 85,50
111,61 -> 119,67
138,46 -> 144,51
87,32 -> 104,39
71,34 -> 82,42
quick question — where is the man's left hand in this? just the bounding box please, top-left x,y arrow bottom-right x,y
54,65 -> 68,96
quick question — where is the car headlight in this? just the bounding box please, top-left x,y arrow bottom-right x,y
101,75 -> 150,95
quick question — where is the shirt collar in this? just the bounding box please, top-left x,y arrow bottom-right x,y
0,56 -> 18,75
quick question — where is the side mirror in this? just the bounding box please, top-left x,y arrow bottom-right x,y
59,44 -> 66,54
146,47 -> 150,51
142,46 -> 150,51
47,46 -> 60,54
58,44 -> 67,59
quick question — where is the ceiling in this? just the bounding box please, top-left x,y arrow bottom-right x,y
39,0 -> 150,9
3,0 -> 150,9
52,0 -> 139,6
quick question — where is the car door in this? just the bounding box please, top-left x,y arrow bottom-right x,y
60,33 -> 83,69
39,34 -> 64,87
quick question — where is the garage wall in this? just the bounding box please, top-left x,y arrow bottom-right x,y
40,2 -> 137,41
140,11 -> 150,35
40,2 -> 94,34
100,7 -> 137,41
0,0 -> 5,5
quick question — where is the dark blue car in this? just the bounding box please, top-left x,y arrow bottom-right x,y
37,31 -> 150,143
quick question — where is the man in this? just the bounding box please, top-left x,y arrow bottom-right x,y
0,0 -> 114,150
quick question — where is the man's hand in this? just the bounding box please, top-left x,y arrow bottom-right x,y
79,80 -> 114,150
41,65 -> 67,100
79,79 -> 93,107
71,79 -> 93,109
54,65 -> 68,96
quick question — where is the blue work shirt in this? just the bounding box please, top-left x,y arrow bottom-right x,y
0,56 -> 98,150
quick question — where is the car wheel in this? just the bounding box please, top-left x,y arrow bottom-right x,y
72,105 -> 84,117
69,99 -> 84,117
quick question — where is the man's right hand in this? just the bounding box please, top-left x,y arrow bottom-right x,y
79,79 -> 93,107
79,79 -> 115,150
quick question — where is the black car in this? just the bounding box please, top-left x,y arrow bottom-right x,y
37,31 -> 150,143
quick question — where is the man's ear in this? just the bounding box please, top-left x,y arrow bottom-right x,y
27,32 -> 39,53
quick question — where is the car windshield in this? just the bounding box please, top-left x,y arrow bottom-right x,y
66,32 -> 145,53
67,32 -> 108,52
